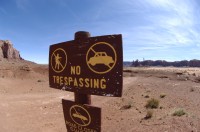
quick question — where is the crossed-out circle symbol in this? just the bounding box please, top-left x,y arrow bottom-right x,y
51,48 -> 67,73
86,42 -> 117,74
70,105 -> 91,126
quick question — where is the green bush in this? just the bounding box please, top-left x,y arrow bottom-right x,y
145,98 -> 159,109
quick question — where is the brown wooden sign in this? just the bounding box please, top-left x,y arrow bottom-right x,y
49,34 -> 123,97
62,99 -> 101,132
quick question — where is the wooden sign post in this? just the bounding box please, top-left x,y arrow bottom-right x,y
49,31 -> 123,132
74,31 -> 91,105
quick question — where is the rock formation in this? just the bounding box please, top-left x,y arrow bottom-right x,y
131,59 -> 200,67
0,40 -> 22,60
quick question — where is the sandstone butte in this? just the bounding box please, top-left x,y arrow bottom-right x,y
0,40 -> 22,60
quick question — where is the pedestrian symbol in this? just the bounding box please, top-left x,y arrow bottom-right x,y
51,48 -> 67,73
54,53 -> 63,70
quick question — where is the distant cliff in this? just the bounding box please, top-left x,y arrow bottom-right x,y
0,40 -> 22,60
123,61 -> 132,67
132,60 -> 200,67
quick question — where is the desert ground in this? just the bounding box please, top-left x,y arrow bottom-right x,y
1,60 -> 200,132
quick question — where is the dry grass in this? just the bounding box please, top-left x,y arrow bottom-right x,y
173,109 -> 186,116
145,110 -> 153,119
145,98 -> 159,109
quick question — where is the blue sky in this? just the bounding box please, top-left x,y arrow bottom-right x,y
0,0 -> 200,64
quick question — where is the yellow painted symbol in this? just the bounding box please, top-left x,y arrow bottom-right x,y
86,42 -> 117,74
51,48 -> 67,73
70,105 -> 91,126
88,52 -> 114,67
72,113 -> 88,121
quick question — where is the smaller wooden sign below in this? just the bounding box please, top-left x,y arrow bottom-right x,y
62,99 -> 101,132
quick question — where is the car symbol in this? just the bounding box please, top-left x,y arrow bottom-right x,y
88,52 -> 114,66
72,113 -> 88,121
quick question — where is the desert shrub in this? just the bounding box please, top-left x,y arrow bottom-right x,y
173,109 -> 186,116
144,95 -> 150,98
145,98 -> 159,109
145,110 -> 153,119
160,93 -> 166,98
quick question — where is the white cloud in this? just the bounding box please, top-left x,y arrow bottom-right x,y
149,0 -> 200,44
120,0 -> 200,61
125,0 -> 200,46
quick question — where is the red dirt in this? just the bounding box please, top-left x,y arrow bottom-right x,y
1,61 -> 200,132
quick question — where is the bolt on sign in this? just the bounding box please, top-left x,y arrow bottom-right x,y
49,34 -> 123,97
62,99 -> 101,132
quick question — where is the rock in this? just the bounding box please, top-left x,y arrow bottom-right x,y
20,65 -> 32,71
0,40 -> 4,58
0,40 -> 22,60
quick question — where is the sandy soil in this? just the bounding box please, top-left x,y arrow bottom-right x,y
1,60 -> 200,132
